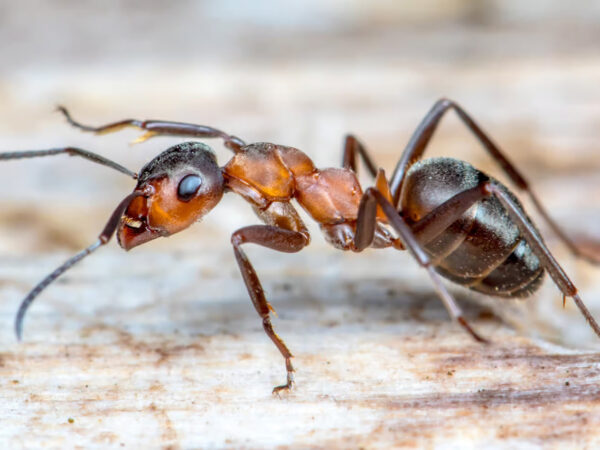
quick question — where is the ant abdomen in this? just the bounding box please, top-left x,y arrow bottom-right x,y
401,157 -> 545,298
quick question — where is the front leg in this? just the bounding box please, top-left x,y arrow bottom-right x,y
231,220 -> 309,394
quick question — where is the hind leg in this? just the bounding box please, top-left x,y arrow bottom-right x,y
488,183 -> 600,337
356,179 -> 600,340
354,185 -> 489,343
387,98 -> 600,265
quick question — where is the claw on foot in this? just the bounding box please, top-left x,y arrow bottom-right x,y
272,372 -> 295,396
457,316 -> 489,344
272,383 -> 293,396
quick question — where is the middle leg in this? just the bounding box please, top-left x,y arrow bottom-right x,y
354,186 -> 488,342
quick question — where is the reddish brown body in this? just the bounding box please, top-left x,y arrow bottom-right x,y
118,140 -> 399,255
225,143 -> 399,248
5,99 -> 600,394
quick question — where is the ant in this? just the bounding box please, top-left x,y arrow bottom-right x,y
2,98 -> 600,394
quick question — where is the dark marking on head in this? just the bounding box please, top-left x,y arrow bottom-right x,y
137,142 -> 218,186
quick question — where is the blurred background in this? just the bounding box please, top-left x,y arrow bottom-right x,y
1,0 -> 599,235
1,1 -> 600,446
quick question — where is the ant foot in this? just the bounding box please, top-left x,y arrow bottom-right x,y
457,316 -> 489,344
272,372 -> 295,396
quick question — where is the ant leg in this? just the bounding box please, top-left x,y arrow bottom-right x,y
57,106 -> 246,153
389,98 -> 525,203
358,177 -> 600,340
355,187 -> 488,343
409,184 -> 492,246
0,147 -> 137,178
389,98 -> 599,265
488,183 -> 600,338
341,134 -> 378,177
231,224 -> 310,394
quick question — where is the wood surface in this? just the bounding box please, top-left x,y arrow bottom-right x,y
1,2 -> 600,448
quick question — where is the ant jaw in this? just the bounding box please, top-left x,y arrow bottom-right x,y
117,215 -> 164,250
121,216 -> 143,229
116,190 -> 163,250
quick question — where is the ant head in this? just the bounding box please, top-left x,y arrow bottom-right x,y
118,142 -> 224,250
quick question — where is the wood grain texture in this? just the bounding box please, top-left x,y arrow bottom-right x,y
1,2 -> 600,448
2,248 -> 600,449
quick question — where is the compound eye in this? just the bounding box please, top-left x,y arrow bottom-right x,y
177,174 -> 203,201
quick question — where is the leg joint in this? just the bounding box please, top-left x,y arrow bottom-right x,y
231,232 -> 244,247
436,97 -> 455,109
481,180 -> 495,196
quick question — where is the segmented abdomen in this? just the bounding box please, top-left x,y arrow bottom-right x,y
400,157 -> 545,298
